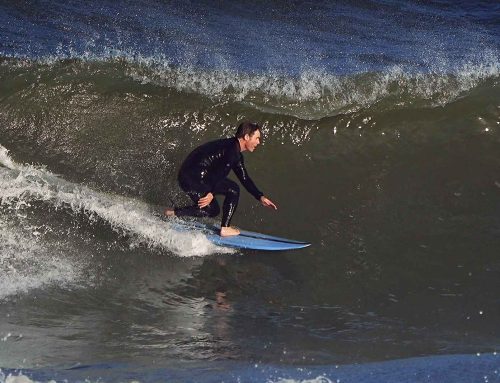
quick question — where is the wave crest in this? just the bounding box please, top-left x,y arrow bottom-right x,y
1,52 -> 498,119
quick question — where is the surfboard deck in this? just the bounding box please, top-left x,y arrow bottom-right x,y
172,220 -> 310,251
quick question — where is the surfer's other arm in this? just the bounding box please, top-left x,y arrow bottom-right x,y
260,196 -> 277,210
198,192 -> 214,208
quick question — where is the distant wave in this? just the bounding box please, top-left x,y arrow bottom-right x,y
1,52 -> 498,119
127,53 -> 500,117
1,353 -> 499,382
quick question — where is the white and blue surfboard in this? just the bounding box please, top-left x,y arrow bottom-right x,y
173,220 -> 310,251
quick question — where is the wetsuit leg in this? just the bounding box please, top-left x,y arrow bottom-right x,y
174,178 -> 239,227
212,178 -> 240,227
174,190 -> 220,218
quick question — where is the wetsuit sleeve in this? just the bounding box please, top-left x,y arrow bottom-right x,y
232,156 -> 264,200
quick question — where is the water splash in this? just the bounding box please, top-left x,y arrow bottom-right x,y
0,219 -> 79,301
0,144 -> 231,257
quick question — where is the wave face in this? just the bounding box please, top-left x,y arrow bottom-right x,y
1,0 -> 499,375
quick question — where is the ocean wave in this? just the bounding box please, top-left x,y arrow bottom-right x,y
1,52 -> 498,119
128,54 -> 500,115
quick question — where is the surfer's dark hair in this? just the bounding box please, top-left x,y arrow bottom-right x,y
235,122 -> 261,139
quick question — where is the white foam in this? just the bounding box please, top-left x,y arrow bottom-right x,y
0,144 -> 231,258
0,146 -> 20,171
0,370 -> 56,383
0,220 -> 78,300
4,373 -> 35,383
123,51 -> 500,117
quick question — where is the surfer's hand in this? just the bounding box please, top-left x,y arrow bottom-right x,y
198,192 -> 214,208
260,196 -> 277,210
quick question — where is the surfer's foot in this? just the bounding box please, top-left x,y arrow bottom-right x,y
220,226 -> 240,237
164,208 -> 176,217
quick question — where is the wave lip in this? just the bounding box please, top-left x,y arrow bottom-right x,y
114,49 -> 500,118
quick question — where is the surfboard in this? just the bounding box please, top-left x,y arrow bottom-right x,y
172,220 -> 310,251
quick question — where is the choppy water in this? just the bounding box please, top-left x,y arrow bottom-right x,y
0,0 -> 499,381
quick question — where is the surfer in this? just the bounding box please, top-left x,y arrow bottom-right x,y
164,122 -> 277,237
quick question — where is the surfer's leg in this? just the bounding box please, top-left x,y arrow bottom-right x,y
167,174 -> 221,218
213,179 -> 240,236
174,190 -> 221,218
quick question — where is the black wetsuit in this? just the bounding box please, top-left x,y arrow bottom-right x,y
175,137 -> 263,226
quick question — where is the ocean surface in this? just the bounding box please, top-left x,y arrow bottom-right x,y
0,0 -> 499,382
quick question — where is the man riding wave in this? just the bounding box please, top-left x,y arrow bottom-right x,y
164,122 -> 277,236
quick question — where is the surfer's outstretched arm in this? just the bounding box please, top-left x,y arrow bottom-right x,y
232,158 -> 277,211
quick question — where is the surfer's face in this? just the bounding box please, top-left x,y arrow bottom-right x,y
245,130 -> 261,152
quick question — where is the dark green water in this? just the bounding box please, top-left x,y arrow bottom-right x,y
1,57 -> 499,370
